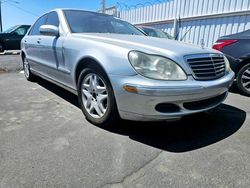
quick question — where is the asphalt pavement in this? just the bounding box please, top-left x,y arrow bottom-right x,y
0,55 -> 249,188
0,52 -> 22,73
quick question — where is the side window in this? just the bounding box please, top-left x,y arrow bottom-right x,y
13,27 -> 27,35
46,12 -> 59,27
30,14 -> 47,36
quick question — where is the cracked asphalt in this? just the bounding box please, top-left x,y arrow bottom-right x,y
0,55 -> 250,188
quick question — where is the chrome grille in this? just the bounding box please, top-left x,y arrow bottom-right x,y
185,54 -> 226,80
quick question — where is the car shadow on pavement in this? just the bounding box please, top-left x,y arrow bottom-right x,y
37,78 -> 246,153
37,78 -> 80,108
229,82 -> 240,94
108,106 -> 246,152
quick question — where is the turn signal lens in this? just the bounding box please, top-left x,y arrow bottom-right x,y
123,85 -> 138,93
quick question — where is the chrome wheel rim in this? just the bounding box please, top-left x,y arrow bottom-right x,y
81,73 -> 108,119
24,60 -> 30,78
242,67 -> 250,92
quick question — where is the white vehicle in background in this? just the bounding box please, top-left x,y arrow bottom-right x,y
137,25 -> 174,40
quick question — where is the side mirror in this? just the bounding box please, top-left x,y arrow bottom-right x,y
39,25 -> 59,37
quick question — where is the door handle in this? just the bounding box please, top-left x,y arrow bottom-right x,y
37,38 -> 41,44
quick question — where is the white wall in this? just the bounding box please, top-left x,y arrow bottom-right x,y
118,0 -> 250,47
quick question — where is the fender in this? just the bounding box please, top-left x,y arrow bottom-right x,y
236,54 -> 250,73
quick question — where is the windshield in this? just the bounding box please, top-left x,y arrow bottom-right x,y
63,10 -> 144,35
3,25 -> 19,33
141,27 -> 173,39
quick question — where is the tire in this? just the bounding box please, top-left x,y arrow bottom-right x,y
0,42 -> 5,53
23,57 -> 37,81
236,63 -> 250,97
77,65 -> 119,127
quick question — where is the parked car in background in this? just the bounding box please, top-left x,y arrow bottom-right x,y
0,25 -> 30,52
137,26 -> 174,40
21,9 -> 234,127
213,30 -> 250,96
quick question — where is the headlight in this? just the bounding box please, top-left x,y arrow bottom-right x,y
128,51 -> 187,80
224,56 -> 231,72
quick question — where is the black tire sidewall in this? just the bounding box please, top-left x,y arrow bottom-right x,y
0,42 -> 4,53
77,66 -> 119,126
237,63 -> 250,96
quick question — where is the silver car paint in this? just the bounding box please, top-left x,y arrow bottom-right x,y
21,9 -> 234,121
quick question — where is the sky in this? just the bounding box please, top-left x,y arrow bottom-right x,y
2,0 -> 161,31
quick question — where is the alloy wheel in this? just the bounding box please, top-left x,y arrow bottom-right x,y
81,73 -> 108,119
241,67 -> 250,92
24,60 -> 30,78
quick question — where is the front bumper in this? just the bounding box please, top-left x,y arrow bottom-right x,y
109,71 -> 235,121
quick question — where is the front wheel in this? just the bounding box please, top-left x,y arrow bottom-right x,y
237,63 -> 250,96
77,66 -> 119,127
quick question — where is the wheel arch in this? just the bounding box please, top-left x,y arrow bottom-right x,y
21,51 -> 26,61
236,55 -> 250,74
74,56 -> 110,87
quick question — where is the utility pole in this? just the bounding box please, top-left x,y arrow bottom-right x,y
0,1 -> 19,32
0,0 -> 2,32
102,0 -> 106,14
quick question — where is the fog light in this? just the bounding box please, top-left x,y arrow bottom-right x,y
155,103 -> 180,113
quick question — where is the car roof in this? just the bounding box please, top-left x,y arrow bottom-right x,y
137,25 -> 155,29
51,8 -> 113,17
220,29 -> 250,39
13,25 -> 31,27
137,26 -> 163,32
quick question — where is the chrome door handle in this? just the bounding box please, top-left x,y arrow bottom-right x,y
37,38 -> 41,44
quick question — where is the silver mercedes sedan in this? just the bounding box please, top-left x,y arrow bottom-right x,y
21,9 -> 234,126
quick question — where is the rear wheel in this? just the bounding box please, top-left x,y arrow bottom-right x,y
23,57 -> 36,81
77,66 -> 119,127
237,63 -> 250,96
0,42 -> 5,53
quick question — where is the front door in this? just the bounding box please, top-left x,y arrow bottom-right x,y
37,11 -> 65,81
24,14 -> 48,73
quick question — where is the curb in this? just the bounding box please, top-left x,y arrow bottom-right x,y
0,51 -> 20,55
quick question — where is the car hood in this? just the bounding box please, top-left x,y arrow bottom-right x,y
72,33 -> 220,58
